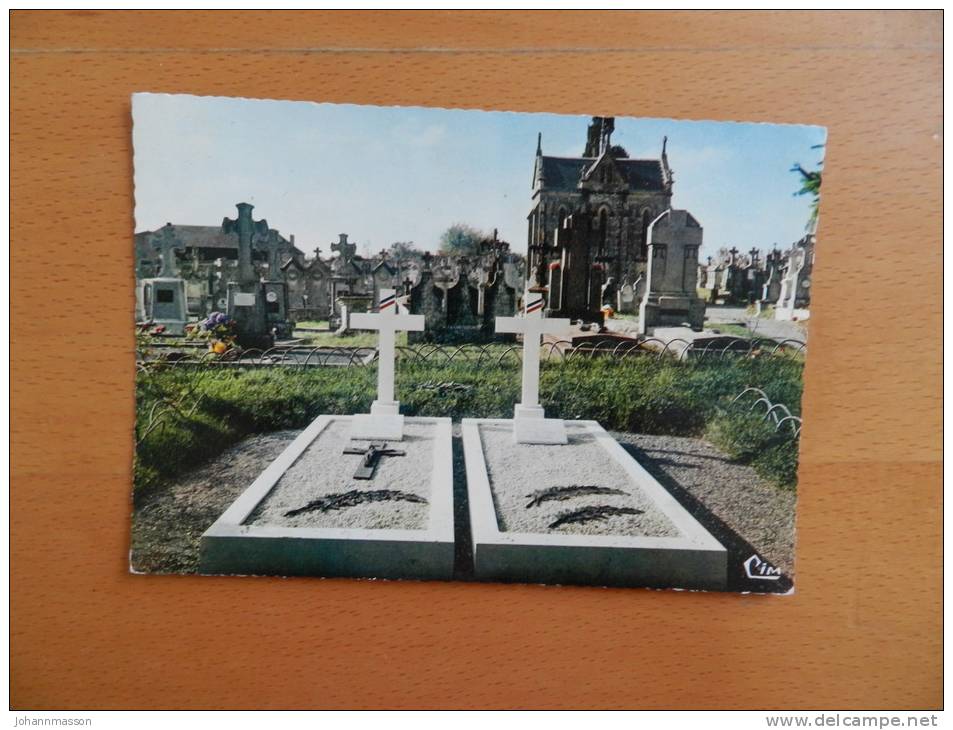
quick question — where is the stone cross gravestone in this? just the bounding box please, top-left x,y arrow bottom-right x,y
222,202 -> 272,349
496,287 -> 571,444
330,233 -> 357,261
349,288 -> 425,441
152,223 -> 184,277
139,224 -> 188,333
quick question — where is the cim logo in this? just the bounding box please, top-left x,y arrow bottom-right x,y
744,554 -> 782,581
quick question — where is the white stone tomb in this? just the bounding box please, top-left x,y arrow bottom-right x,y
199,290 -> 454,580
460,290 -> 727,590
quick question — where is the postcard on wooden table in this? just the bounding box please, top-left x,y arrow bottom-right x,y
131,93 -> 824,594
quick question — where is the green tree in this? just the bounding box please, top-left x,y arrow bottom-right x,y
791,144 -> 825,230
387,241 -> 422,259
438,223 -> 487,257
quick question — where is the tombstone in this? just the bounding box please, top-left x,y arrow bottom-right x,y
698,257 -> 713,290
775,235 -> 815,320
638,209 -> 706,334
718,247 -> 745,303
547,212 -> 605,324
468,256 -> 493,318
503,258 -> 524,293
371,255 -> 398,307
258,229 -> 293,338
222,202 -> 273,349
134,254 -> 157,321
705,257 -> 722,302
495,288 -> 572,444
176,247 -> 206,317
483,256 -> 520,341
792,236 -> 814,309
211,258 -> 235,313
199,287 -> 452,581
328,234 -> 371,330
407,256 -> 443,344
330,232 -> 357,261
444,274 -> 481,341
431,256 -> 459,315
408,256 -> 478,343
696,260 -> 707,291
284,246 -> 332,322
138,223 -> 188,333
743,247 -> 765,306
348,288 -> 425,441
140,279 -> 188,334
713,248 -> 735,295
616,276 -> 636,314
760,247 -> 784,305
600,277 -> 617,308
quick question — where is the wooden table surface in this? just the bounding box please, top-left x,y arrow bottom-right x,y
10,11 -> 942,709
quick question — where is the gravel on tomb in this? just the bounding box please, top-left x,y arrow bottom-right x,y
246,419 -> 434,531
610,431 -> 797,577
478,422 -> 680,538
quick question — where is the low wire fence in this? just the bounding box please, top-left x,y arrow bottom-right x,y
136,337 -> 806,372
729,386 -> 802,438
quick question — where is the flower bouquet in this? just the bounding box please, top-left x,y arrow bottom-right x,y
189,311 -> 238,354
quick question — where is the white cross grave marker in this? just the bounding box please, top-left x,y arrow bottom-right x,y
496,287 -> 571,444
349,288 -> 425,441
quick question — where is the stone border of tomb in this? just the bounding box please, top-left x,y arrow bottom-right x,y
461,418 -> 728,591
198,414 -> 455,580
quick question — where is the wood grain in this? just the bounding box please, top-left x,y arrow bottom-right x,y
10,10 -> 942,709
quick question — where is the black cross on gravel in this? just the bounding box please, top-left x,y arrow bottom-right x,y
343,442 -> 406,480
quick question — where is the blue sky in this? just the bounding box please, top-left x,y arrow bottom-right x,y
133,93 -> 826,258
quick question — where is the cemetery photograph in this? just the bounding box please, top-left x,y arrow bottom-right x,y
130,93 -> 824,594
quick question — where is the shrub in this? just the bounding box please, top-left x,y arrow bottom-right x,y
705,411 -> 799,490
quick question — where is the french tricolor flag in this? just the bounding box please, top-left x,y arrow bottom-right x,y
379,292 -> 397,311
524,296 -> 545,315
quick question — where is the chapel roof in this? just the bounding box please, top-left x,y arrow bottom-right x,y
537,156 -> 666,193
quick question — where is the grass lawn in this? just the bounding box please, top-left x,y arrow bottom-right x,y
291,330 -> 409,348
135,352 -> 803,502
704,322 -> 754,338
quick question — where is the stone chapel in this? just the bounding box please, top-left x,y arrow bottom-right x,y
527,116 -> 674,287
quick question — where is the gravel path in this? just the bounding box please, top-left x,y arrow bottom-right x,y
612,432 -> 796,591
131,426 -> 796,592
130,430 -> 299,574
